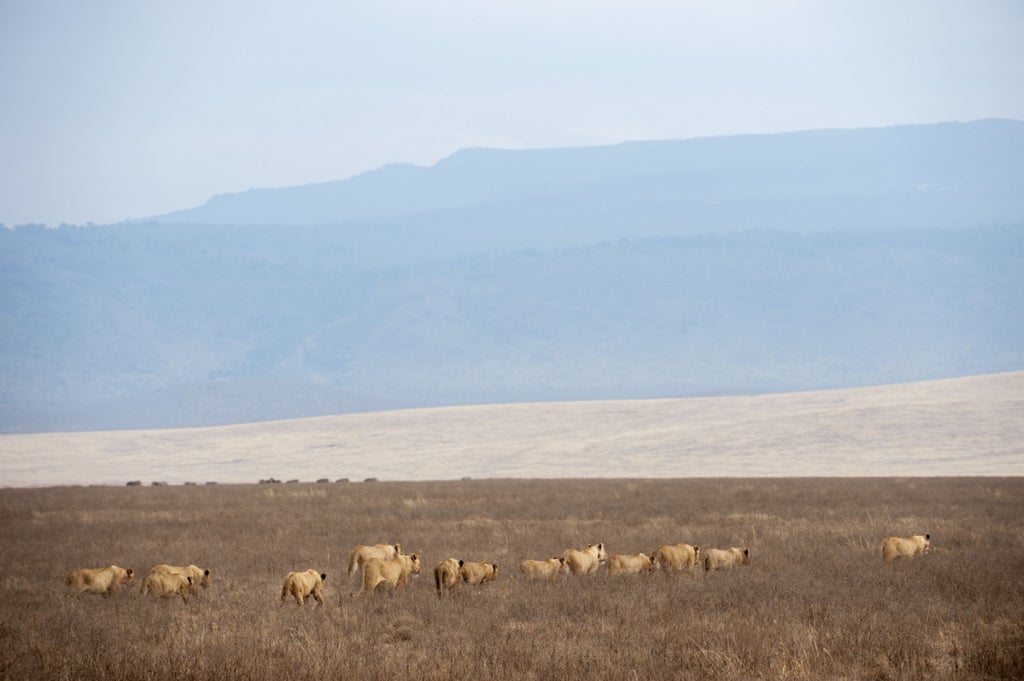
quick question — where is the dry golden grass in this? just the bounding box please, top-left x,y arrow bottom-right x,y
2,371 -> 1022,486
1,478 -> 1022,680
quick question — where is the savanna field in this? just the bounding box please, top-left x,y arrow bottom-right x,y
1,478 -> 1022,680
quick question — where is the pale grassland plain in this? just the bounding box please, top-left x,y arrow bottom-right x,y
0,478 -> 1022,680
1,371 -> 1022,486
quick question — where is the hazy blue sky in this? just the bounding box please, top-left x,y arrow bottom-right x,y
2,0 -> 1022,226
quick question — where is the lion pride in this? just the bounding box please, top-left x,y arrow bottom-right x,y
281,569 -> 327,606
141,572 -> 191,603
460,561 -> 498,585
561,543 -> 607,576
359,553 -> 421,594
652,543 -> 701,573
65,565 -> 135,597
435,558 -> 463,596
520,557 -> 567,581
347,543 -> 401,577
606,553 -> 655,576
881,534 -> 931,562
149,564 -> 211,592
703,547 -> 751,571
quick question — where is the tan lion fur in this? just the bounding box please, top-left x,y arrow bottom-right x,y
881,534 -> 931,562
460,561 -> 499,585
65,565 -> 135,597
561,543 -> 607,576
703,547 -> 751,571
150,564 -> 211,591
520,557 -> 567,581
360,553 -> 421,594
606,553 -> 655,576
652,543 -> 701,573
347,543 -> 401,577
280,569 -> 327,606
434,558 -> 462,596
141,571 -> 191,603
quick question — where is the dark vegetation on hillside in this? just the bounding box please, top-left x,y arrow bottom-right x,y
2,225 -> 1021,433
1,478 -> 1022,679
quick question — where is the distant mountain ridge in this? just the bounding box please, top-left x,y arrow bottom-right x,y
2,120 -> 1023,433
152,119 -> 1024,231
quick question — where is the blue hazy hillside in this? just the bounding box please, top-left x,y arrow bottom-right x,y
2,120 -> 1023,432
155,119 -> 1024,234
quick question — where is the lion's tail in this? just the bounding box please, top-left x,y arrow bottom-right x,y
347,550 -> 359,577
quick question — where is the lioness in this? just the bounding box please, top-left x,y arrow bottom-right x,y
881,534 -> 931,562
281,569 -> 327,606
520,557 -> 567,581
460,561 -> 498,585
606,553 -> 655,576
434,558 -> 463,596
65,565 -> 135,597
651,543 -> 700,573
703,547 -> 751,571
359,553 -> 421,594
561,543 -> 607,576
149,564 -> 211,591
347,543 -> 401,577
141,572 -> 191,603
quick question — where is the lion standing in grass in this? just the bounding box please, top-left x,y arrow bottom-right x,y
434,558 -> 462,596
561,543 -> 607,576
881,534 -> 930,562
460,561 -> 498,585
141,572 -> 191,603
652,543 -> 701,574
149,564 -> 211,592
359,553 -> 421,594
281,570 -> 327,606
347,543 -> 400,577
606,553 -> 655,576
704,547 -> 751,571
65,566 -> 135,597
520,557 -> 567,581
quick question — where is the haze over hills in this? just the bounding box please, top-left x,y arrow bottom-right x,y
2,120 -> 1023,433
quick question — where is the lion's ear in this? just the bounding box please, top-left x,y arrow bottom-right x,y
458,560 -> 464,567
321,573 -> 327,581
